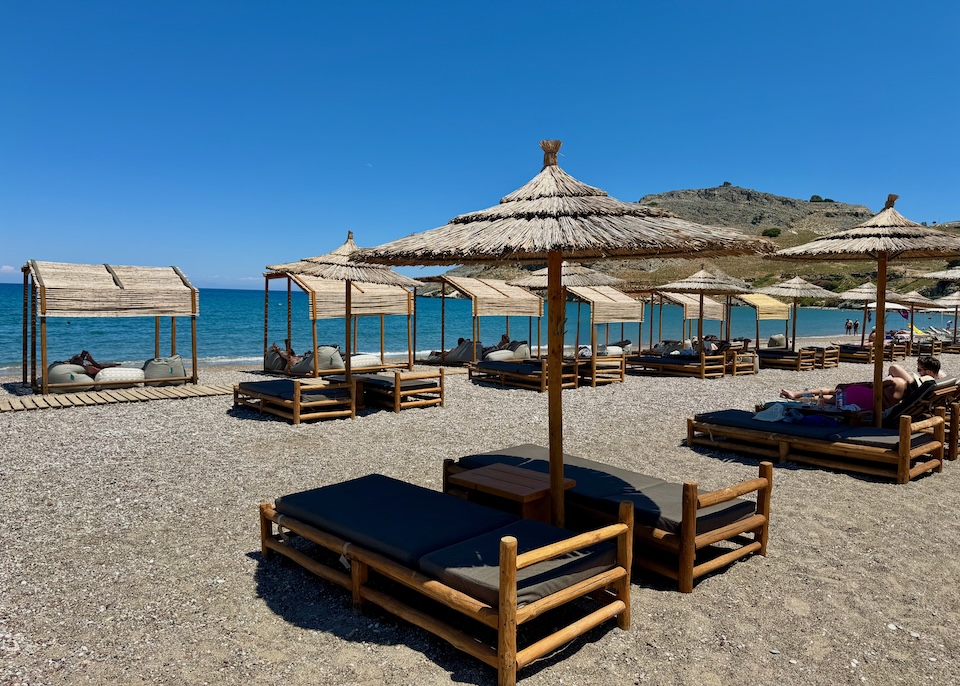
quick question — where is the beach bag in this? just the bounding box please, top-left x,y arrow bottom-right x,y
836,384 -> 872,410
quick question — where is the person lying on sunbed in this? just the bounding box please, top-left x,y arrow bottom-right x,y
68,350 -> 119,377
779,356 -> 944,410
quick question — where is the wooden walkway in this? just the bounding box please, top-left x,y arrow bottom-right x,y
0,384 -> 234,413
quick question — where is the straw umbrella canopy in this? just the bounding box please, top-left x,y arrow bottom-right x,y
889,290 -> 939,346
268,231 -> 422,381
356,140 -> 772,526
774,194 -> 960,425
923,268 -> 960,343
655,270 -> 752,350
933,291 -> 960,342
754,277 -> 836,351
837,282 -> 899,345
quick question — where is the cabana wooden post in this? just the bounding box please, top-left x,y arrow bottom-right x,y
22,260 -> 199,394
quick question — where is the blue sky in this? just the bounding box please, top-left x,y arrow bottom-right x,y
3,1 -> 958,288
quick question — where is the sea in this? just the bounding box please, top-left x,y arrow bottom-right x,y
1,282 -> 954,373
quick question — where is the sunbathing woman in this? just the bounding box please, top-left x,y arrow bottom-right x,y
69,350 -> 119,377
780,357 -> 944,409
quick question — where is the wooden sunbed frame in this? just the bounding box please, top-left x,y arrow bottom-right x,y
626,352 -> 727,379
259,499 -> 633,686
443,457 -> 773,593
757,347 -> 817,371
233,379 -> 355,424
570,354 -> 626,386
468,358 -> 578,392
354,370 -> 445,413
687,411 -> 946,484
814,347 -> 840,369
724,348 -> 758,376
915,340 -> 943,357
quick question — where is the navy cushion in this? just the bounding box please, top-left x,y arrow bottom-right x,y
476,360 -> 543,375
275,475 -> 518,567
694,409 -> 839,440
831,427 -> 934,450
418,519 -> 617,607
237,380 -> 350,402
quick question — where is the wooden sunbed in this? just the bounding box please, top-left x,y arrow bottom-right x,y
444,444 -> 773,593
233,379 -> 354,424
570,354 -> 626,386
687,408 -> 946,484
724,347 -> 758,376
328,370 -> 444,412
626,352 -> 727,379
757,347 -> 817,371
259,474 -> 633,686
915,340 -> 943,357
814,346 -> 840,369
468,358 -> 578,392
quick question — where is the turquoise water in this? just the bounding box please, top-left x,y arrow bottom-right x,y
2,282 -> 949,372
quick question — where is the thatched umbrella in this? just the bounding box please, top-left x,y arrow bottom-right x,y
268,232 -> 422,381
755,277 -> 836,351
775,194 -> 960,425
357,140 -> 771,525
837,282 -> 901,345
923,268 -> 960,343
889,290 -> 939,349
933,291 -> 960,343
656,270 -> 751,351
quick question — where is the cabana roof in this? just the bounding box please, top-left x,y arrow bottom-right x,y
658,292 -> 725,321
566,285 -> 644,324
288,274 -> 413,319
25,260 -> 197,318
735,293 -> 792,321
432,276 -> 543,317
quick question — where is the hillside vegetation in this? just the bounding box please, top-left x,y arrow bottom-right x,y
428,186 -> 960,300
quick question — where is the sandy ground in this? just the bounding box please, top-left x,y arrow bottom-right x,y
2,337 -> 959,685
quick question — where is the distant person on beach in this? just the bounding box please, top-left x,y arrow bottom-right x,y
780,356 -> 944,409
853,319 -> 860,335
845,319 -> 853,335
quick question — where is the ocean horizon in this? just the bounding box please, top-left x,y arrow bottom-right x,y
1,282 -> 952,373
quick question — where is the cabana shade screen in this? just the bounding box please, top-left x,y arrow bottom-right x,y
292,274 -> 412,319
567,285 -> 644,324
22,260 -> 199,392
658,292 -> 725,321
443,276 -> 542,317
736,294 -> 791,321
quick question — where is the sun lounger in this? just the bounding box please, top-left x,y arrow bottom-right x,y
259,474 -> 632,686
723,346 -> 758,376
233,379 -> 355,424
570,352 -> 627,386
468,358 -> 578,391
626,352 -> 727,379
757,347 -> 817,371
838,344 -> 875,364
443,444 -> 772,593
327,370 -> 444,412
687,403 -> 946,483
915,339 -> 943,356
813,346 -> 840,369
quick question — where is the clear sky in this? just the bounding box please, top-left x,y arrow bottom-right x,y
3,1 -> 958,288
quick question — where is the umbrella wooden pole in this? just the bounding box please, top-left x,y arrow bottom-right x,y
263,276 -> 269,359
345,281 -> 353,384
440,285 -> 446,352
547,251 -> 565,527
873,257 -> 888,427
861,303 -> 868,346
287,278 -> 292,351
909,306 -> 915,352
791,297 -> 798,352
698,293 -> 704,357
954,306 -> 958,343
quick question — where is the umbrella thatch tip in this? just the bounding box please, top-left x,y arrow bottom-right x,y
885,194 -> 899,209
540,140 -> 562,168
347,230 -> 354,240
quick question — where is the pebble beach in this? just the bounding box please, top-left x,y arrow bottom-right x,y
3,338 -> 959,685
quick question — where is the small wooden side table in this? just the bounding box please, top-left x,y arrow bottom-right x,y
446,463 -> 575,523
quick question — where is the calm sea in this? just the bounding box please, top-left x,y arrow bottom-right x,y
0,282 -> 951,373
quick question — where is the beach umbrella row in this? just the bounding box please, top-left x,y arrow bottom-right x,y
755,277 -> 835,351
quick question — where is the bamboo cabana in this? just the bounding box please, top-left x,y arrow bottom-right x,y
418,275 -> 543,362
262,272 -> 416,377
566,285 -> 644,351
734,293 -> 793,349
22,260 -> 199,394
646,291 -> 726,350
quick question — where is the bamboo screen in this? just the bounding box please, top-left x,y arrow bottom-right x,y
658,292 -> 725,321
444,277 -> 543,317
295,275 -> 412,319
567,286 -> 644,324
28,261 -> 197,318
736,294 -> 791,321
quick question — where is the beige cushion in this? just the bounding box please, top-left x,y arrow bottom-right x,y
316,346 -> 345,370
484,349 -> 515,361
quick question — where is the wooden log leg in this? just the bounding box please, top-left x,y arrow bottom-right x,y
897,415 -> 912,484
757,462 -> 773,556
778,441 -> 789,464
616,501 -> 633,630
498,536 -> 518,686
394,372 -> 402,413
950,403 -> 960,461
293,380 -> 302,425
678,483 -> 697,593
259,503 -> 274,560
686,418 -> 694,446
935,408 -> 947,473
351,559 -> 368,609
439,369 -> 445,407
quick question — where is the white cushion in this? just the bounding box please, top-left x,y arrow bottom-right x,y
316,345 -> 345,370
513,344 -> 530,360
95,367 -> 145,387
484,349 -> 515,361
601,345 -> 623,357
350,354 -> 382,369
